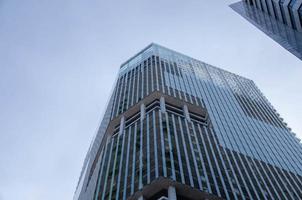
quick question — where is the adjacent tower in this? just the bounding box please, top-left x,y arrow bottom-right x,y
230,0 -> 302,61
74,44 -> 302,200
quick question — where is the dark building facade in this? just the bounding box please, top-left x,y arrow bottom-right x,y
74,44 -> 302,200
230,0 -> 302,61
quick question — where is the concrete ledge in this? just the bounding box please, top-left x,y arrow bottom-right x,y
128,177 -> 224,200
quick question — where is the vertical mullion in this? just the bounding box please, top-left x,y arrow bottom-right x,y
203,126 -> 232,200
159,111 -> 167,177
126,69 -> 133,110
191,123 -> 211,192
93,143 -> 107,200
151,56 -> 155,92
171,115 -> 185,184
173,62 -> 183,100
146,58 -> 150,95
112,77 -> 122,117
159,60 -> 166,94
121,72 -> 129,113
163,60 -> 171,96
131,123 -> 137,195
115,130 -> 127,200
166,112 -> 176,180
167,61 -> 176,97
178,116 -> 194,187
184,120 -> 203,189
117,75 -> 126,116
136,65 -> 141,103
155,56 -> 160,92
177,62 -> 188,102
153,110 -> 159,178
108,135 -> 121,200
146,113 -> 151,183
181,60 -> 194,104
100,138 -> 115,200
197,124 -> 221,197
123,126 -> 133,199
123,126 -> 135,199
208,126 -> 246,200
139,113 -> 144,189
141,63 -> 144,100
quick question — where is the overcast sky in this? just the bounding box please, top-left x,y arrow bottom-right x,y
0,0 -> 301,200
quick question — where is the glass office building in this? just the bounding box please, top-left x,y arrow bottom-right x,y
230,0 -> 302,61
74,43 -> 302,200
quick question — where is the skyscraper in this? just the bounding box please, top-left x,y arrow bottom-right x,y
74,43 -> 302,200
230,0 -> 302,61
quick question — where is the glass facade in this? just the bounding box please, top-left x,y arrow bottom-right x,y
241,0 -> 302,32
74,44 -> 302,200
230,0 -> 302,61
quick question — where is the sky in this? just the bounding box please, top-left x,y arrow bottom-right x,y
0,0 -> 301,200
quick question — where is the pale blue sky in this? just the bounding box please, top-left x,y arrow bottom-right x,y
0,0 -> 301,200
